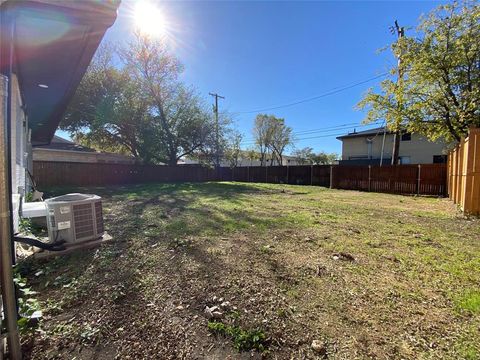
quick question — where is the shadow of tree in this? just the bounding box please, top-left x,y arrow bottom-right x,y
22,182 -> 297,358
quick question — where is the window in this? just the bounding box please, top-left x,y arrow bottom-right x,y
349,156 -> 369,160
433,155 -> 447,164
401,133 -> 411,141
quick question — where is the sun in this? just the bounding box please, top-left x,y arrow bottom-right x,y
134,1 -> 167,37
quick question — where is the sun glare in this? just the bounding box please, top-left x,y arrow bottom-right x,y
134,1 -> 166,37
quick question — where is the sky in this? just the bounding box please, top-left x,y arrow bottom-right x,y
58,0 -> 443,155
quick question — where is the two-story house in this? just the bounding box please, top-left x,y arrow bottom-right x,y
336,127 -> 448,165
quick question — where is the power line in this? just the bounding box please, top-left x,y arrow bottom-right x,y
240,121 -> 382,145
234,73 -> 388,114
241,130 -> 370,146
242,121 -> 381,141
290,121 -> 382,136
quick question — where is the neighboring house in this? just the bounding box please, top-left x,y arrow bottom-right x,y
179,154 -> 302,167
0,0 -> 119,232
33,136 -> 137,164
336,127 -> 448,165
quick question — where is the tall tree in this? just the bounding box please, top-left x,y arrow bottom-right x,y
253,114 -> 272,166
252,114 -> 293,166
62,46 -> 155,162
269,118 -> 293,166
358,1 -> 480,142
62,36 -> 223,165
224,130 -> 243,168
245,148 -> 258,166
120,33 -> 218,165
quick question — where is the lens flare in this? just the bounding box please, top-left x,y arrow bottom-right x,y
134,1 -> 167,37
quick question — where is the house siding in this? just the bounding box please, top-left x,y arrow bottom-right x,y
341,133 -> 447,164
10,74 -> 31,232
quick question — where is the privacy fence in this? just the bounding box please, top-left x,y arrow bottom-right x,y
33,161 -> 447,196
448,128 -> 480,215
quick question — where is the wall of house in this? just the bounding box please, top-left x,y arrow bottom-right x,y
341,133 -> 447,164
10,74 -> 30,232
33,148 -> 136,164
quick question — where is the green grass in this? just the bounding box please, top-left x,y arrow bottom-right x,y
208,321 -> 267,352
455,290 -> 480,314
21,182 -> 480,359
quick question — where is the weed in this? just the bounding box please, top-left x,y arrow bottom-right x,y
208,321 -> 267,352
260,244 -> 273,254
454,290 -> 480,314
19,218 -> 46,237
13,270 -> 42,334
80,324 -> 100,343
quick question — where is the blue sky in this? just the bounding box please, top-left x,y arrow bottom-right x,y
58,0 -> 443,154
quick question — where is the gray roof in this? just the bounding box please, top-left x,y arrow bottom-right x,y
33,136 -> 96,153
336,126 -> 391,140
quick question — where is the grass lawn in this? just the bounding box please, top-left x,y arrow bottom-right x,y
20,182 -> 479,359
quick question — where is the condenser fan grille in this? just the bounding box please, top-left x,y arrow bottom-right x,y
95,201 -> 104,234
73,203 -> 95,239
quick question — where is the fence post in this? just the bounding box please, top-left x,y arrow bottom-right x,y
417,164 -> 421,195
368,165 -> 371,192
329,165 -> 334,189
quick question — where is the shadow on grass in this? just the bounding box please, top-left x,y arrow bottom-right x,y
41,181 -> 265,200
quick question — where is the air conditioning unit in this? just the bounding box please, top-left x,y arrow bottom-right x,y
45,193 -> 104,244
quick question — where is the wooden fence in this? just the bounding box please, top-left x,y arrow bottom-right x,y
33,161 -> 447,196
448,128 -> 480,215
332,164 -> 447,195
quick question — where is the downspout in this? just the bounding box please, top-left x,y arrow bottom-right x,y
0,7 -> 22,359
380,126 -> 387,166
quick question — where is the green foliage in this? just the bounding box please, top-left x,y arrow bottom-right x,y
253,114 -> 293,166
312,151 -> 338,165
455,289 -> 480,314
19,218 -> 33,234
292,147 -> 338,165
13,270 -> 42,334
24,191 -> 34,202
224,130 -> 243,168
62,35 -> 231,165
207,321 -> 267,352
358,1 -> 480,142
19,218 -> 46,237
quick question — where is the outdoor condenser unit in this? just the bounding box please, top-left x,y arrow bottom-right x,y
45,193 -> 104,244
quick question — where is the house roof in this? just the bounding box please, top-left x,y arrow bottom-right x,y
336,126 -> 392,140
33,135 -> 96,153
0,0 -> 120,145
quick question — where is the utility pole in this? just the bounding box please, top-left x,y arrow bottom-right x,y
391,20 -> 404,165
209,92 -> 225,168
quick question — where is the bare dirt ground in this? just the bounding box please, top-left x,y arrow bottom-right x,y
19,182 -> 480,359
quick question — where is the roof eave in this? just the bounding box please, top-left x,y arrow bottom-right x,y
0,0 -> 120,145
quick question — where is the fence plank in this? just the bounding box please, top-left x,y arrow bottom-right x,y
448,127 -> 480,215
